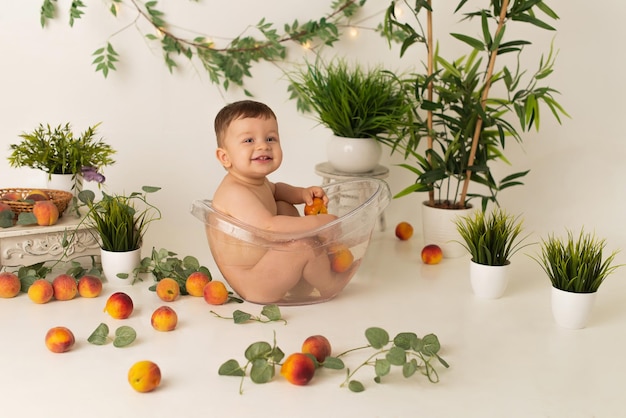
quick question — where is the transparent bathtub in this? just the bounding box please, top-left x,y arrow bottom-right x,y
190,178 -> 390,305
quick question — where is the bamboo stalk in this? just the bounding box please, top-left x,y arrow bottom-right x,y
427,0 -> 434,206
459,0 -> 510,207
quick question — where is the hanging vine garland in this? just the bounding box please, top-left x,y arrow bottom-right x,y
39,0 -> 367,94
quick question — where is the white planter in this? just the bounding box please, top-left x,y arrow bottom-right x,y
421,202 -> 474,258
100,247 -> 142,286
469,260 -> 510,299
46,173 -> 82,195
327,135 -> 382,173
551,287 -> 597,329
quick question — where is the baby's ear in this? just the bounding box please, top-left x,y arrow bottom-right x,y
216,147 -> 231,168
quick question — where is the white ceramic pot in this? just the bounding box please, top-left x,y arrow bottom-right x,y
327,135 -> 382,173
46,173 -> 82,195
550,287 -> 597,329
469,260 -> 510,299
421,202 -> 474,258
100,247 -> 142,286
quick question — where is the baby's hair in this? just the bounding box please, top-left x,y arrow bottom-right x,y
214,100 -> 277,147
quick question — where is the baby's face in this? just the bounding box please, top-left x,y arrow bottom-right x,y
217,116 -> 283,182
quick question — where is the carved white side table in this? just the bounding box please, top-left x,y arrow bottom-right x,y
0,214 -> 100,268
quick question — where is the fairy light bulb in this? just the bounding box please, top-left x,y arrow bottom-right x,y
301,40 -> 312,50
349,26 -> 359,38
394,4 -> 405,19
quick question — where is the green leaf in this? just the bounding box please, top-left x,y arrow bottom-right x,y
113,326 -> 136,347
0,210 -> 14,228
260,304 -> 281,321
386,346 -> 407,366
218,359 -> 245,377
245,341 -> 272,361
250,358 -> 274,384
393,332 -> 418,350
233,310 -> 252,324
403,359 -> 418,378
348,380 -> 365,392
16,212 -> 37,225
365,327 -> 389,349
87,323 -> 109,345
374,359 -> 391,377
322,356 -> 345,370
421,334 -> 441,356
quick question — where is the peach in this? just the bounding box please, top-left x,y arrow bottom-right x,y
185,271 -> 211,297
151,306 -> 178,332
280,352 -> 316,385
52,274 -> 77,301
128,360 -> 161,393
0,272 -> 21,298
104,292 -> 134,319
0,202 -> 12,212
304,197 -> 328,215
32,200 -> 59,226
328,244 -> 354,273
1,192 -> 21,201
302,335 -> 332,363
28,279 -> 54,304
77,275 -> 103,298
155,277 -> 180,302
395,221 -> 414,240
45,326 -> 75,353
203,280 -> 228,305
25,189 -> 49,201
421,244 -> 443,265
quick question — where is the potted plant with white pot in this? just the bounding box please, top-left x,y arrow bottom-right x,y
382,0 -> 568,257
534,230 -> 622,329
455,208 -> 530,299
288,58 -> 413,173
7,122 -> 115,193
72,186 -> 161,285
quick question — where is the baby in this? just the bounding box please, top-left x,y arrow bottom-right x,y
210,100 -> 347,303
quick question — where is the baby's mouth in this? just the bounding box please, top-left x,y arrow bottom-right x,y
252,155 -> 272,161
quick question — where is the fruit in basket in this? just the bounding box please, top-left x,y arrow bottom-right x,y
280,352 -> 316,385
1,192 -> 21,201
304,197 -> 328,215
151,306 -> 178,332
395,221 -> 414,240
52,274 -> 78,301
156,277 -> 180,302
24,189 -> 49,201
302,335 -> 332,363
0,272 -> 21,298
45,326 -> 75,353
105,292 -> 134,319
328,244 -> 354,273
185,271 -> 211,297
32,200 -> 59,226
28,279 -> 54,304
128,360 -> 162,393
203,280 -> 229,305
77,275 -> 103,298
421,244 -> 443,265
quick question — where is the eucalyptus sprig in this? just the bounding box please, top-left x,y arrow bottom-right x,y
87,323 -> 137,348
210,304 -> 285,325
137,247 -> 212,295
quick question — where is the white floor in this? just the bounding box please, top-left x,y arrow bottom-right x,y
1,226 -> 624,418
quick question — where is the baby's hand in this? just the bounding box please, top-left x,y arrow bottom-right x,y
303,186 -> 328,207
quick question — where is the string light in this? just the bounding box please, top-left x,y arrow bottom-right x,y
394,4 -> 405,20
349,26 -> 359,38
301,40 -> 312,50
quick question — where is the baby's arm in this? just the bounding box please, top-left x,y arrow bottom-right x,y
274,182 -> 328,206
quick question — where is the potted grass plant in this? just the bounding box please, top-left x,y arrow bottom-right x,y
455,208 -> 530,299
534,230 -> 622,329
8,122 -> 115,192
382,0 -> 569,257
288,58 -> 413,173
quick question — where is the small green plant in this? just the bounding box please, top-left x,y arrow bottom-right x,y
455,208 -> 531,266
533,230 -> 622,293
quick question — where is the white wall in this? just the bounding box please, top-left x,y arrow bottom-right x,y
1,1 -> 624,267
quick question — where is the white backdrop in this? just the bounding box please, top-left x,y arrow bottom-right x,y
1,1 -> 624,268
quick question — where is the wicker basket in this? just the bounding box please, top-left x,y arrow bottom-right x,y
0,188 -> 74,216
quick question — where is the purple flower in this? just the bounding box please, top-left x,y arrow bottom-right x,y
81,166 -> 106,183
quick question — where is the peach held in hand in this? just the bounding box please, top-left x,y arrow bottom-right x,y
185,271 -> 211,297
395,221 -> 414,240
28,279 -> 54,304
45,326 -> 75,353
280,352 -> 316,386
156,277 -> 180,302
104,292 -> 134,319
77,275 -> 103,298
0,272 -> 21,298
304,197 -> 328,215
302,335 -> 332,363
52,274 -> 78,301
151,306 -> 178,332
128,360 -> 161,393
32,200 -> 59,226
421,244 -> 443,265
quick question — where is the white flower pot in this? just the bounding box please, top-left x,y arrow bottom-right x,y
551,287 -> 597,329
100,247 -> 142,286
421,202 -> 474,258
469,260 -> 510,299
46,173 -> 82,195
327,135 -> 382,173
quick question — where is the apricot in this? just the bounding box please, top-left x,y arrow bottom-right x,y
280,353 -> 316,386
203,280 -> 229,305
0,272 -> 21,298
32,200 -> 59,226
1,192 -> 21,201
185,271 -> 211,297
395,221 -> 414,240
104,292 -> 134,319
155,277 -> 180,302
302,335 -> 332,363
328,244 -> 354,273
151,306 -> 178,332
77,275 -> 103,298
304,197 -> 328,215
52,274 -> 78,301
28,279 -> 54,304
128,360 -> 161,393
25,189 -> 49,201
45,326 -> 75,353
421,244 -> 443,265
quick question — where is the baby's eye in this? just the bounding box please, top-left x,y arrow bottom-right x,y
243,138 -> 254,143
266,136 -> 277,142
